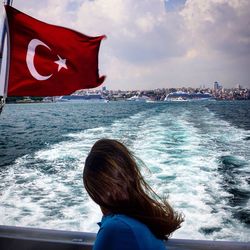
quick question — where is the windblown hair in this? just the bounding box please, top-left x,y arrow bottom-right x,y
83,139 -> 184,239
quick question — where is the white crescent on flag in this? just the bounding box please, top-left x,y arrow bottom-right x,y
26,39 -> 67,81
26,39 -> 53,81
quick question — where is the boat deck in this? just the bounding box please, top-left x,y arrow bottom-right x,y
0,225 -> 249,250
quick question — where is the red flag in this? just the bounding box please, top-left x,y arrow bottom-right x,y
5,5 -> 106,97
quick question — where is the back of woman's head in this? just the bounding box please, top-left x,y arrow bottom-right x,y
83,138 -> 183,239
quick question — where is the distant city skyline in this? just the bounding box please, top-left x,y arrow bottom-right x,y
96,82 -> 248,92
0,0 -> 249,90
97,82 -> 248,92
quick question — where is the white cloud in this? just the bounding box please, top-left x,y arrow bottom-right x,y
181,0 -> 250,57
0,0 -> 249,89
135,13 -> 155,33
185,49 -> 198,59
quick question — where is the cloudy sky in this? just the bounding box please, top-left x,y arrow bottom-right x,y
0,0 -> 250,90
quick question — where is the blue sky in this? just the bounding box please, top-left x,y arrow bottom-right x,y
164,0 -> 187,11
0,0 -> 249,90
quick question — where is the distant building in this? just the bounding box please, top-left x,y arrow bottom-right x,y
213,81 -> 220,91
236,84 -> 242,90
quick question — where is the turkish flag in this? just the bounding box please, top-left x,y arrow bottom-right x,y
5,5 -> 106,96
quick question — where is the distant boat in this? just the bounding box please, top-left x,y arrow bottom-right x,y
56,93 -> 108,102
16,97 -> 35,103
146,99 -> 156,103
164,91 -> 214,101
126,95 -> 150,102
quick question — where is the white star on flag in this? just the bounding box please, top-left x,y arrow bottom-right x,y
54,55 -> 67,72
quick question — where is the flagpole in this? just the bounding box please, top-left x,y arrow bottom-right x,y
0,0 -> 13,114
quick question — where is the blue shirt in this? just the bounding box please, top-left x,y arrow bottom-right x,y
93,214 -> 166,250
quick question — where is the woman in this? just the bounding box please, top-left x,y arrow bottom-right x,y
83,139 -> 183,250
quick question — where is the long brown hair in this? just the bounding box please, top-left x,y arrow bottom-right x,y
83,139 -> 184,239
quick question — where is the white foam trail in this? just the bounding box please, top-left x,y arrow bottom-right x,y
0,111 -> 148,231
0,105 -> 249,241
131,106 -> 250,241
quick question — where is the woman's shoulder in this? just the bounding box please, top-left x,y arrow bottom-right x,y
100,214 -> 149,232
94,214 -> 140,250
109,214 -> 148,230
99,214 -> 134,233
97,214 -> 166,250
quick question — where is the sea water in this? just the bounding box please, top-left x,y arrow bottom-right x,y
0,100 -> 249,241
